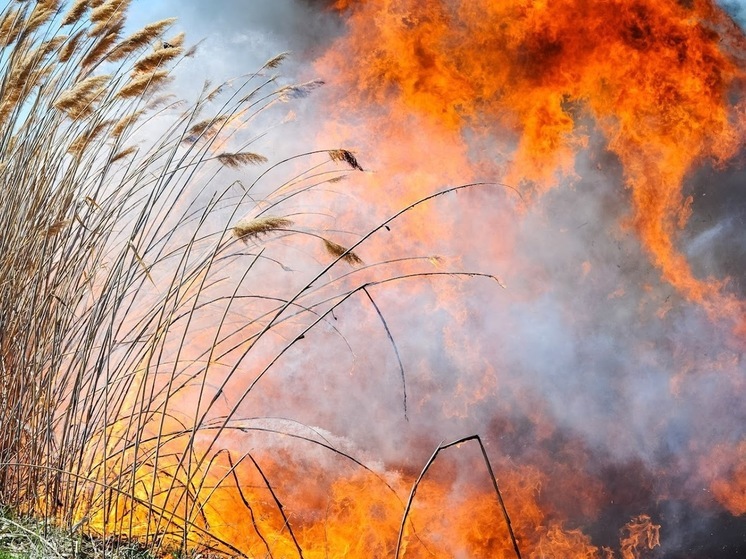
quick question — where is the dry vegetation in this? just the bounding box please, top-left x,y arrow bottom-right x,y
0,1 -> 511,558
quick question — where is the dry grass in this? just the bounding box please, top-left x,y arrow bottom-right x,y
328,148 -> 364,171
323,238 -> 364,266
117,69 -> 170,98
216,151 -> 268,168
232,216 -> 293,241
0,1 -> 508,558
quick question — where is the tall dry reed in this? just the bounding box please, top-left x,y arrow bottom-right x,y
0,1 -> 510,557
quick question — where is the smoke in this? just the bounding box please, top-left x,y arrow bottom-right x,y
135,0 -> 344,74
123,0 -> 746,554
719,0 -> 746,24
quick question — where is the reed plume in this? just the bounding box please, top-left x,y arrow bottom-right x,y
53,74 -> 110,118
0,5 -> 377,554
117,69 -> 170,98
233,216 -> 293,241
131,45 -> 183,75
217,151 -> 268,168
329,148 -> 364,171
108,18 -> 177,61
323,238 -> 364,266
0,2 -> 495,558
62,0 -> 91,26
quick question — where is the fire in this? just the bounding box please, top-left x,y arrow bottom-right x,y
78,446 -> 663,557
317,0 -> 746,320
41,0 -> 746,557
290,0 -> 746,556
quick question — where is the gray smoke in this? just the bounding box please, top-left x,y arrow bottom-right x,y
131,0 -> 343,77
123,0 -> 746,553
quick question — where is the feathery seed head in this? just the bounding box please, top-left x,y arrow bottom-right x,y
117,69 -> 169,98
232,216 -> 293,241
328,149 -> 364,171
216,152 -> 268,169
62,0 -> 91,26
323,238 -> 363,266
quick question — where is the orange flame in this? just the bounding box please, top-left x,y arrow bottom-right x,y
70,0 -> 746,556
317,0 -> 746,323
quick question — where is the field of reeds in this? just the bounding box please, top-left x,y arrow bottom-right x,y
0,1 -> 518,558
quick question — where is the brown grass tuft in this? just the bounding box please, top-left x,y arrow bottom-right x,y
117,70 -> 170,98
163,31 -> 185,49
131,45 -> 182,75
232,216 -> 293,241
42,35 -> 68,57
111,109 -> 143,138
110,144 -> 137,163
183,42 -> 199,58
216,152 -> 268,169
68,120 -> 112,157
264,52 -> 289,69
44,220 -> 70,238
62,0 -> 91,26
59,29 -> 84,63
25,4 -> 56,36
89,0 -> 130,37
183,116 -> 227,144
145,93 -> 175,109
109,18 -> 176,61
90,0 -> 129,24
82,24 -> 123,66
54,74 -> 110,118
278,79 -> 324,101
323,238 -> 363,266
328,149 -> 364,171
0,47 -> 52,124
0,9 -> 24,47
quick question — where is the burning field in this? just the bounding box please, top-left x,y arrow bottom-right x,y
2,0 -> 746,557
